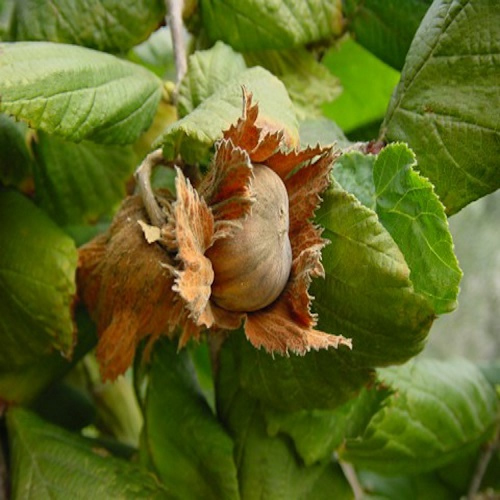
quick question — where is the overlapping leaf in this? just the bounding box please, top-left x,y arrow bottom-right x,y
158,67 -> 298,164
0,113 -> 34,188
178,41 -> 247,117
343,0 -> 433,70
32,132 -> 136,226
141,339 -> 239,500
0,42 -> 163,144
373,144 -> 462,313
12,0 -> 165,53
7,408 -> 167,498
382,0 -> 500,214
245,48 -> 341,120
357,469 -> 457,499
299,118 -> 349,149
0,190 -> 77,370
129,27 -> 175,79
313,183 -> 435,366
264,386 -> 390,466
336,143 -> 462,314
216,340 -> 352,499
340,359 -> 500,474
200,0 -> 343,51
226,332 -> 372,412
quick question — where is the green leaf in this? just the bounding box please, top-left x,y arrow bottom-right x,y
373,143 -> 462,313
32,132 -> 136,226
382,0 -> 500,214
245,48 -> 341,120
0,305 -> 96,404
129,27 -> 176,79
0,190 -> 77,369
0,0 -> 14,40
264,386 -> 390,466
299,117 -> 349,148
7,408 -> 167,499
216,343 -> 337,500
224,332 -> 373,411
340,358 -> 500,474
322,38 -> 400,134
0,42 -> 163,144
141,339 -> 239,500
12,0 -> 165,53
343,0 -> 433,70
0,113 -> 34,187
303,463 -> 354,500
334,151 -> 377,208
158,66 -> 298,164
200,0 -> 343,51
178,41 -> 247,117
335,144 -> 462,313
358,469 -> 457,500
313,184 -> 435,367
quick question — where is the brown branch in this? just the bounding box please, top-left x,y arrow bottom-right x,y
166,0 -> 187,91
135,149 -> 168,227
339,460 -> 364,500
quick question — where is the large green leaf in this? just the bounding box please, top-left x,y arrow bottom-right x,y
336,144 -> 462,314
382,0 -> 500,214
178,41 -> 247,118
343,0 -> 433,70
340,359 -> 500,474
158,67 -> 298,164
200,0 -> 343,51
216,342 -> 346,500
32,132 -> 136,226
245,48 -> 341,120
0,42 -> 163,144
313,184 -> 435,366
12,0 -> 165,53
141,339 -> 239,500
0,113 -> 34,187
7,408 -> 167,499
0,190 -> 77,369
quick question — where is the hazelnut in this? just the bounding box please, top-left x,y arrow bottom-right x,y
206,164 -> 292,312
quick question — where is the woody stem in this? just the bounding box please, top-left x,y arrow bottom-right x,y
166,0 -> 187,94
135,149 -> 168,227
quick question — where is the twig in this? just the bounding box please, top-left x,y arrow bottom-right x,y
135,149 -> 168,227
166,0 -> 187,90
467,424 -> 500,499
339,460 -> 364,500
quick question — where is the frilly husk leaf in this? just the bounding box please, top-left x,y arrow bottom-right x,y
77,196 -> 192,380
